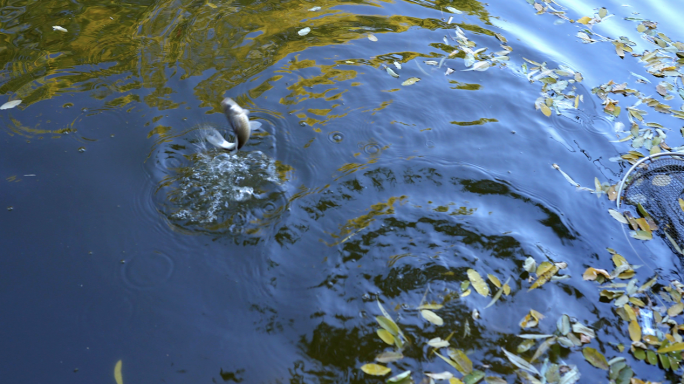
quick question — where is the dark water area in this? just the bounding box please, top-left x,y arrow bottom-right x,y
2,0 -> 684,383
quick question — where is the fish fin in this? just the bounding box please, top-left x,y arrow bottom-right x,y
249,121 -> 262,131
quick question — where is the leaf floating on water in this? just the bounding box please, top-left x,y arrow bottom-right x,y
298,27 -> 311,36
520,309 -> 544,328
540,103 -> 552,117
421,309 -> 444,326
377,329 -> 395,345
385,66 -> 400,78
450,379 -> 465,384
445,68 -> 454,76
361,363 -> 391,376
583,267 -> 611,281
446,6 -> 462,14
523,257 -> 536,274
577,16 -> 592,25
425,60 -> 439,66
393,61 -> 402,70
401,77 -> 420,86
628,320 -> 641,342
426,371 -> 453,380
657,342 -> 684,353
608,209 -> 628,224
467,269 -> 490,297
668,302 -> 684,317
484,377 -> 507,384
428,337 -> 450,348
376,351 -> 404,363
448,349 -> 473,374
376,315 -> 399,335
501,348 -> 540,376
368,34 -> 378,41
0,100 -> 21,110
582,347 -> 609,370
387,371 -> 411,383
206,2 -> 217,8
488,274 -> 502,288
52,26 -> 68,32
529,262 -> 559,291
114,360 -> 123,384
308,6 -> 321,11
462,61 -> 490,72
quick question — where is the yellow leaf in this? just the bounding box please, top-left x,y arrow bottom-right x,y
488,274 -> 502,288
582,347 -> 608,369
461,289 -> 471,297
658,342 -> 684,353
612,254 -> 629,267
629,320 -> 641,342
467,269 -> 490,297
360,363 -> 391,376
540,103 -> 552,117
503,284 -> 510,296
206,2 -> 217,8
449,378 -> 465,384
577,16 -> 592,25
520,309 -> 544,328
114,360 -> 123,384
529,263 -> 559,291
574,95 -> 579,109
376,316 -> 399,335
668,302 -> 684,317
583,267 -> 611,280
377,329 -> 395,345
623,304 -> 636,322
421,309 -> 444,326
679,198 -> 684,212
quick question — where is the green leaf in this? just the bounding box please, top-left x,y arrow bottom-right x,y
360,363 -> 391,376
376,316 -> 399,335
376,351 -> 404,363
582,347 -> 609,370
449,348 -> 473,374
463,370 -> 485,384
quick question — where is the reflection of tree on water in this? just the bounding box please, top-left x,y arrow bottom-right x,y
153,127 -> 292,237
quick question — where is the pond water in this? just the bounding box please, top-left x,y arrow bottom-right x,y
2,0 -> 684,383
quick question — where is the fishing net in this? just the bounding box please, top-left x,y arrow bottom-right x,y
618,153 -> 684,254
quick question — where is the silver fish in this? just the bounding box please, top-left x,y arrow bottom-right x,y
206,98 -> 262,151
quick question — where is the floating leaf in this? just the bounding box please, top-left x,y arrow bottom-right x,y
446,6 -> 462,14
517,339 -> 535,353
484,377 -> 506,384
577,16 -> 592,25
114,360 -> 123,384
532,337 -> 556,361
385,66 -> 400,78
657,342 -> 684,353
421,309 -> 444,326
393,61 -> 402,70
52,26 -> 68,32
418,303 -> 444,310
376,351 -> 404,363
668,302 -> 684,317
361,363 -> 391,376
387,370 -> 411,383
463,370 -> 485,384
502,348 -> 540,375
308,6 -> 321,11
488,274 -> 502,288
523,258 -> 536,273
376,316 -> 399,335
298,27 -> 311,36
0,100 -> 21,110
377,329 -> 395,345
582,347 -> 609,370
401,77 -> 420,86
448,349 -> 473,374
520,309 -> 544,328
449,379 -> 465,384
428,337 -> 450,348
206,2 -> 217,8
529,263 -> 559,291
557,314 -> 571,335
467,269 -> 490,297
503,284 -> 511,295
608,209 -> 628,224
540,103 -> 552,117
583,267 -> 611,281
368,34 -> 378,41
628,320 -> 641,342
427,371 -> 453,380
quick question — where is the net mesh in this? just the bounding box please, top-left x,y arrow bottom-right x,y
622,155 -> 684,254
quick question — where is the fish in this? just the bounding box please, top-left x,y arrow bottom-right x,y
205,98 -> 262,151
